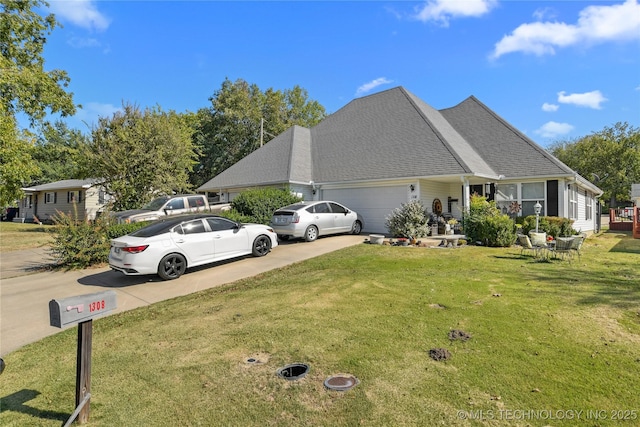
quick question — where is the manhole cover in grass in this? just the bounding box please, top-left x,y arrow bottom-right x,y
324,374 -> 360,391
276,363 -> 309,380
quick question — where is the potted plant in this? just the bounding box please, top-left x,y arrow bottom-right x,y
447,218 -> 458,235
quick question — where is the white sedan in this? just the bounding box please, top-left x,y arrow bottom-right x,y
109,214 -> 278,280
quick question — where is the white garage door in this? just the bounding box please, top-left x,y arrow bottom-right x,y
323,186 -> 408,234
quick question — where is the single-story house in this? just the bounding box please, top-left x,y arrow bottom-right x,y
19,179 -> 110,223
197,87 -> 603,234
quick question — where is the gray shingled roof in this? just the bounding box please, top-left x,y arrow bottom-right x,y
197,125 -> 312,190
197,87 -> 574,191
23,179 -> 101,192
440,96 -> 574,178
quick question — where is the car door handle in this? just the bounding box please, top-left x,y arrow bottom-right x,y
175,239 -> 185,243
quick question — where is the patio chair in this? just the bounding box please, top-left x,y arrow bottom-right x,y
570,234 -> 585,261
517,234 -> 545,258
549,236 -> 574,262
528,232 -> 550,258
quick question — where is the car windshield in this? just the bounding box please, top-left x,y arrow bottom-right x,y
141,197 -> 170,211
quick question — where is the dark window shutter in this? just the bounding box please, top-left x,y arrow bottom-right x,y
547,180 -> 558,216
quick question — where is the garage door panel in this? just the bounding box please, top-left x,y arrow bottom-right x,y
323,186 -> 407,234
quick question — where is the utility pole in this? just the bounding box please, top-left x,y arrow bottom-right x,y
260,118 -> 264,147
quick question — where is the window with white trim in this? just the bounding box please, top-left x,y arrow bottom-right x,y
585,189 -> 592,220
521,182 -> 545,217
67,191 -> 81,203
568,184 -> 578,219
495,184 -> 518,215
45,192 -> 56,204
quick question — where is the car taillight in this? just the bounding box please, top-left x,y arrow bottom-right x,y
122,245 -> 149,254
292,214 -> 300,223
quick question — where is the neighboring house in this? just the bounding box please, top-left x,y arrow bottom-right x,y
197,87 -> 603,234
632,184 -> 640,206
19,179 -> 109,223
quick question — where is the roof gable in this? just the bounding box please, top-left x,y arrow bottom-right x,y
197,125 -> 312,191
440,96 -> 574,178
310,87 -> 480,182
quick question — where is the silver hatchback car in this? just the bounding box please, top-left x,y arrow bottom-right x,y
270,201 -> 363,242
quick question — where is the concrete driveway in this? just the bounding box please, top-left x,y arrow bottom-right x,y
0,234 -> 365,356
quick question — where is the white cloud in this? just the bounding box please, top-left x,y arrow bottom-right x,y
67,36 -> 100,49
535,121 -> 574,139
491,0 -> 640,58
74,102 -> 121,128
49,0 -> 110,31
414,0 -> 497,26
557,90 -> 607,109
533,7 -> 557,22
355,78 -> 393,96
542,103 -> 559,112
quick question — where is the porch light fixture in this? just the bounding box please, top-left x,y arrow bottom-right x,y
534,201 -> 542,232
410,185 -> 415,192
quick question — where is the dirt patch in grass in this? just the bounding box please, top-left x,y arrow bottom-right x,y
429,348 -> 451,361
448,329 -> 471,341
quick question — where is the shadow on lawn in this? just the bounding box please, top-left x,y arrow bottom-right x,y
0,389 -> 68,423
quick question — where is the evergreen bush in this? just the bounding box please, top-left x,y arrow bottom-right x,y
385,200 -> 430,238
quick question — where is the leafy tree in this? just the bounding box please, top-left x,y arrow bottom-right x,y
191,78 -> 326,188
83,103 -> 197,211
31,121 -> 88,184
549,122 -> 640,207
0,0 -> 76,205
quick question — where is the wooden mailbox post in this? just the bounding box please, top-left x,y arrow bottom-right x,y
49,291 -> 117,425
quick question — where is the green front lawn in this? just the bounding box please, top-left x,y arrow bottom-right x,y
1,232 -> 638,426
0,222 -> 53,252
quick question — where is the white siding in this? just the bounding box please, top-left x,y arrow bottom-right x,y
419,180 -> 458,217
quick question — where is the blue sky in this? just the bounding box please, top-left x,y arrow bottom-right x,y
41,0 -> 640,148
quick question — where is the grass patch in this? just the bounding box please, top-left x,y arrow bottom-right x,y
1,232 -> 639,426
0,222 -> 53,252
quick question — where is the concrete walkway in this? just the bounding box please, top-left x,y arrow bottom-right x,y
1,235 -> 365,356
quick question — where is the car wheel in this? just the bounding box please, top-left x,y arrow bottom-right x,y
157,253 -> 187,280
252,235 -> 271,257
351,220 -> 362,235
304,225 -> 318,242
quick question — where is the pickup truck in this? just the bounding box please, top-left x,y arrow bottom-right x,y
113,194 -> 211,223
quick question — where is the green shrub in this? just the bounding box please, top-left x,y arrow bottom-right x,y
50,212 -> 112,269
463,195 -> 517,247
521,215 -> 576,237
218,210 -> 254,224
385,200 -> 430,238
229,187 -> 302,224
106,222 -> 149,239
49,211 -> 150,269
